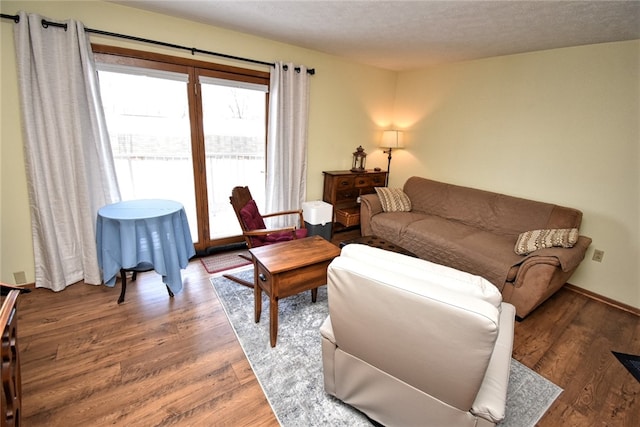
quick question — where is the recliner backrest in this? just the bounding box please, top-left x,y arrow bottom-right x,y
327,248 -> 502,411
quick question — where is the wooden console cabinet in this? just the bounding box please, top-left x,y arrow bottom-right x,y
322,170 -> 387,229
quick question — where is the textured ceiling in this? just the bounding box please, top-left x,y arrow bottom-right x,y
112,1 -> 640,71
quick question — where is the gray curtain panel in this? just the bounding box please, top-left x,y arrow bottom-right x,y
265,61 -> 310,227
14,11 -> 120,291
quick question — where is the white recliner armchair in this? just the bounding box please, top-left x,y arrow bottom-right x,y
321,244 -> 516,427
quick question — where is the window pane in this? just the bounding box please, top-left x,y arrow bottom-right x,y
98,70 -> 198,242
201,83 -> 266,239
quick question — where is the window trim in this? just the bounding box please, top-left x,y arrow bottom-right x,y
92,44 -> 270,82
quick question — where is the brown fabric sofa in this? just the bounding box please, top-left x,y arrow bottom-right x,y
360,176 -> 592,318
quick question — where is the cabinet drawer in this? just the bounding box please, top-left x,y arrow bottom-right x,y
354,176 -> 373,187
355,174 -> 385,188
336,189 -> 359,203
370,174 -> 386,186
336,176 -> 355,189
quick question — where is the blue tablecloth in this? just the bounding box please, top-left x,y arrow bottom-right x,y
96,199 -> 195,295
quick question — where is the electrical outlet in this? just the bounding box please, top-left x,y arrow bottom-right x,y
13,271 -> 27,284
592,249 -> 604,262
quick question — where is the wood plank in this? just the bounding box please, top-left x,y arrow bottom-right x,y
17,262 -> 277,426
514,290 -> 640,426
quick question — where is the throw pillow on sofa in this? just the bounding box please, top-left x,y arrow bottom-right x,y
375,187 -> 412,212
514,228 -> 579,255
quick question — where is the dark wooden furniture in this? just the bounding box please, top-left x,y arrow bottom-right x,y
118,263 -> 156,304
1,284 -> 29,427
249,236 -> 341,347
322,170 -> 387,230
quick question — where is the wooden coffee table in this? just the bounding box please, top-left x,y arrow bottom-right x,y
249,235 -> 341,347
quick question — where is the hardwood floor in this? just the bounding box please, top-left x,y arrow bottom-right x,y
16,262 -> 278,426
14,232 -> 640,426
512,288 -> 640,426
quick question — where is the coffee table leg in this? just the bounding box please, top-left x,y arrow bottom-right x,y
311,287 -> 318,303
270,295 -> 278,347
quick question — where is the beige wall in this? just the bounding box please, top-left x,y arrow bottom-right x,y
0,0 -> 396,285
393,41 -> 639,308
2,1 -> 638,310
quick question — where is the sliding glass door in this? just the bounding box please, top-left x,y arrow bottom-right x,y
97,65 -> 199,240
94,47 -> 270,251
199,75 -> 267,239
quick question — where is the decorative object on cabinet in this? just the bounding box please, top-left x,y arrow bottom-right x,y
380,130 -> 404,186
350,146 -> 367,172
322,170 -> 387,230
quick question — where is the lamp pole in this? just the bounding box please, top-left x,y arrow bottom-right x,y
380,129 -> 403,187
383,147 -> 394,187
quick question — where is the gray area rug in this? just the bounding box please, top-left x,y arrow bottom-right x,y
211,268 -> 562,426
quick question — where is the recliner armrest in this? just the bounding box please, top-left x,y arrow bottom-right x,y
471,302 -> 516,423
320,316 -> 337,395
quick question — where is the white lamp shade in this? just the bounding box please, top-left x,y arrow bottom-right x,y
381,130 -> 404,149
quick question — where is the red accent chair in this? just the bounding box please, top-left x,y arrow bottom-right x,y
224,186 -> 307,287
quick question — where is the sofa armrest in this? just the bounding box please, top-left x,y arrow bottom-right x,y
360,193 -> 383,235
513,235 -> 592,288
513,256 -> 560,288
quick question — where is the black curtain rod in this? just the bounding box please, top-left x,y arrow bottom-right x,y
1,13 -> 315,75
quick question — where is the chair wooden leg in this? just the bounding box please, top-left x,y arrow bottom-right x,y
221,252 -> 254,288
238,253 -> 252,262
223,274 -> 254,288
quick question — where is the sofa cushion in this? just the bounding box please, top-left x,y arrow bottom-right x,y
240,200 -> 267,246
375,187 -> 412,212
240,200 -> 266,230
371,213 -> 523,291
514,228 -> 579,255
402,177 -> 557,236
264,227 -> 308,243
366,211 -> 431,242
